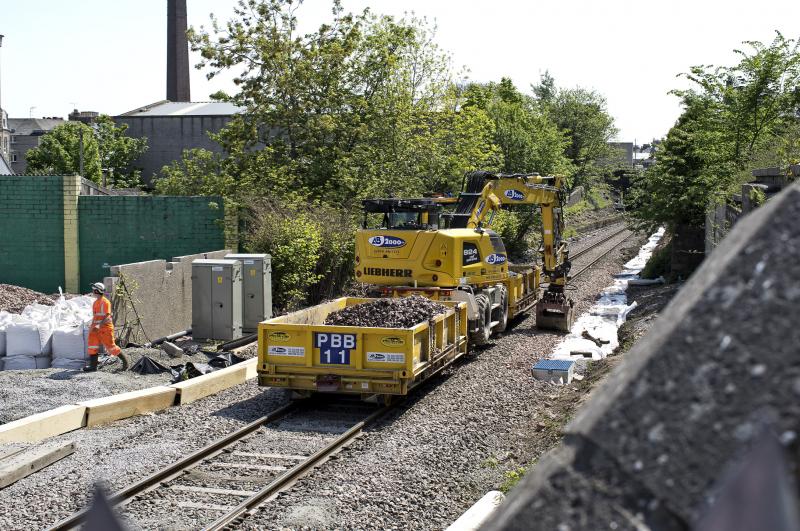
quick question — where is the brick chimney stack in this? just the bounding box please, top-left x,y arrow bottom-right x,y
167,0 -> 191,102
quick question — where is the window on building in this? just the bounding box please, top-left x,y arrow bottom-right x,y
10,135 -> 16,144
11,153 -> 18,162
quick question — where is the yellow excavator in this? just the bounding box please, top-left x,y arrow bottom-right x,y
356,170 -> 575,340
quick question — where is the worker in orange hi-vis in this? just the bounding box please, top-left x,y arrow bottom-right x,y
83,282 -> 124,372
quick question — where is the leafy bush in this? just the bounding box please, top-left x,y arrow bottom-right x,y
564,199 -> 590,218
500,467 -> 527,493
587,186 -> 611,209
246,200 -> 356,311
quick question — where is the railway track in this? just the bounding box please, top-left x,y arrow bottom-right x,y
570,228 -> 633,279
48,399 -> 394,531
569,223 -> 629,260
47,222 -> 634,531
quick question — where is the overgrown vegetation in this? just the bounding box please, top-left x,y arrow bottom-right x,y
500,467 -> 527,494
628,32 -> 800,234
640,240 -> 672,280
147,0 -> 619,311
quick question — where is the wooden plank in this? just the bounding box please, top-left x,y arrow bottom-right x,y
80,387 -> 177,427
230,451 -> 307,461
169,485 -> 256,497
0,441 -> 75,489
211,462 -> 287,472
174,501 -> 235,511
243,358 -> 258,380
0,405 -> 87,444
171,360 -> 256,405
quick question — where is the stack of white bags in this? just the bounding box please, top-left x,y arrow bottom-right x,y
0,293 -> 95,371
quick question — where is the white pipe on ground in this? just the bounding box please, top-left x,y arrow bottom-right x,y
446,490 -> 506,531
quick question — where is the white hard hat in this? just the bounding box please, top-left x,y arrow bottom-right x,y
91,282 -> 105,293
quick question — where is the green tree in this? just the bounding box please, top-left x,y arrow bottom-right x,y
26,116 -> 147,187
629,32 -> 800,232
462,78 -> 572,176
94,116 -> 148,187
531,70 -> 556,103
155,148 -> 238,197
549,88 -> 617,169
532,72 -> 618,190
187,1 -> 499,205
26,122 -> 102,179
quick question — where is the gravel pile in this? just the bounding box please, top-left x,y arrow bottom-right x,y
0,224 -> 644,531
0,284 -> 57,314
325,296 -> 449,328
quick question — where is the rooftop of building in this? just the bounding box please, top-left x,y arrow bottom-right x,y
118,100 -> 244,118
8,117 -> 65,135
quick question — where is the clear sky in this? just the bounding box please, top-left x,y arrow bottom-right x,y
1,0 -> 798,143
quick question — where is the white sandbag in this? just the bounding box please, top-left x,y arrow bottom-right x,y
5,322 -> 41,356
52,325 -> 89,361
0,311 -> 9,357
5,321 -> 53,356
34,354 -> 52,369
51,358 -> 86,370
2,354 -> 37,370
39,323 -> 53,355
21,303 -> 54,324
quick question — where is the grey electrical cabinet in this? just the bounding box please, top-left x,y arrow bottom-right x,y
191,259 -> 243,340
225,253 -> 272,332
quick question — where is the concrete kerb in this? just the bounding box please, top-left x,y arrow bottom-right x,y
0,349 -> 258,443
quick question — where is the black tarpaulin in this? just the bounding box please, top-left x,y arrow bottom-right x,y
130,356 -> 171,375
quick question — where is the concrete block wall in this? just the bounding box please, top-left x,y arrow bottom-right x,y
0,175 -> 65,292
0,176 -> 232,295
566,186 -> 584,207
106,249 -> 231,344
78,195 -> 227,289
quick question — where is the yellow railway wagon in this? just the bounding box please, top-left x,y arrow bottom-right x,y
258,297 -> 468,399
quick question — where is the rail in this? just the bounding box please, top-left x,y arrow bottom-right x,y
569,224 -> 629,261
205,404 -> 393,530
570,230 -> 633,279
47,401 -> 394,530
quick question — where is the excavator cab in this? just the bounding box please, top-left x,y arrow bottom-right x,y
361,199 -> 443,231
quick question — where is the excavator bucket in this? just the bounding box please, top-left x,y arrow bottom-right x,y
535,296 -> 575,332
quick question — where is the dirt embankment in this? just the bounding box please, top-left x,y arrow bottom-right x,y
618,282 -> 682,352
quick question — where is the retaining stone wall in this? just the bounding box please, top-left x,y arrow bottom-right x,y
0,175 -> 65,292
